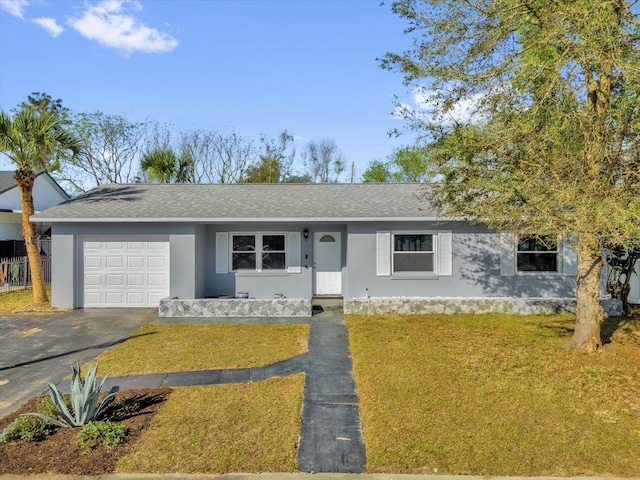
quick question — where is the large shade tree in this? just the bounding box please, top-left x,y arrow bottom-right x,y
383,0 -> 640,351
0,109 -> 82,303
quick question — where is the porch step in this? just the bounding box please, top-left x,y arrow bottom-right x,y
312,296 -> 343,311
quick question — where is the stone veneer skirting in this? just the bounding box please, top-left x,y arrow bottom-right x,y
159,298 -> 312,317
343,297 -> 623,317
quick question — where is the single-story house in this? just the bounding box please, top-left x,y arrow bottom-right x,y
31,183 -> 623,316
0,170 -> 69,256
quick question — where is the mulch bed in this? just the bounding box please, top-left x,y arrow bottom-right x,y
0,388 -> 171,475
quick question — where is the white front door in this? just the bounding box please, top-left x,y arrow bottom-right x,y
314,232 -> 342,295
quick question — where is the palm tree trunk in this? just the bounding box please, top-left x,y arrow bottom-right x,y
14,168 -> 49,304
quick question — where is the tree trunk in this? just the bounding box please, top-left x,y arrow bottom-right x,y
567,238 -> 603,351
14,168 -> 49,304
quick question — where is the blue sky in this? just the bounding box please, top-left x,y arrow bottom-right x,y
0,0 -> 419,180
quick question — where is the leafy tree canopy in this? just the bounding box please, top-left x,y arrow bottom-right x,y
15,92 -> 70,121
0,104 -> 82,304
384,0 -> 640,350
243,131 -> 297,183
362,146 -> 430,183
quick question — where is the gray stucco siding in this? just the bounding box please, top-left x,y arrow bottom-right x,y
169,233 -> 196,299
50,218 -> 581,308
51,230 -> 75,308
51,223 -> 198,308
203,223 -> 345,299
344,222 -> 576,299
194,225 -> 207,298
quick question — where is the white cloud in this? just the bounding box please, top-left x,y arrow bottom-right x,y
68,0 -> 179,55
0,0 -> 28,19
292,135 -> 309,143
410,87 -> 484,124
1,0 -> 64,38
32,17 -> 64,37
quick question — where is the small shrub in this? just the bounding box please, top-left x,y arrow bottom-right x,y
10,261 -> 20,283
0,416 -> 49,443
76,421 -> 127,453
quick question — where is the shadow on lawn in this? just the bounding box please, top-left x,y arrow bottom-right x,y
102,390 -> 170,421
535,322 -> 574,339
602,315 -> 640,346
536,313 -> 640,346
531,315 -> 640,346
0,331 -> 157,372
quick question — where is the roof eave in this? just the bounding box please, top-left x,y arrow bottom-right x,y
31,216 -> 463,223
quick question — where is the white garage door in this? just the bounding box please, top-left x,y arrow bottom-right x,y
82,238 -> 170,307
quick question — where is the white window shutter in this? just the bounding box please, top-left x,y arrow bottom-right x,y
287,232 -> 302,273
215,232 -> 229,274
498,232 -> 516,276
437,230 -> 453,276
377,231 -> 391,276
562,240 -> 578,276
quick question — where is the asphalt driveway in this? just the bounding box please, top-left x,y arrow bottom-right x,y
0,308 -> 153,418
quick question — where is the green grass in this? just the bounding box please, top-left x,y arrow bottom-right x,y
347,313 -> 640,476
91,323 -> 309,376
116,375 -> 304,473
0,286 -> 60,313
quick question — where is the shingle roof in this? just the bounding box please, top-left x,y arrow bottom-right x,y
0,171 -> 69,201
32,183 -> 444,222
0,171 -> 16,194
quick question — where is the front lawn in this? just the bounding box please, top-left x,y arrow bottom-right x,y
91,323 -> 309,376
2,321 -> 308,476
347,313 -> 640,476
0,286 -> 60,313
1,375 -> 305,475
117,375 -> 304,473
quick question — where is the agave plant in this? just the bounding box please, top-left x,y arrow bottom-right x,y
28,363 -> 119,427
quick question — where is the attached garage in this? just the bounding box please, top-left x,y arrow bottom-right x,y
81,237 -> 170,307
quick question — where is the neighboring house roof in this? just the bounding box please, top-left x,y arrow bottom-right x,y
0,171 -> 17,193
0,170 -> 69,199
32,183 -> 445,223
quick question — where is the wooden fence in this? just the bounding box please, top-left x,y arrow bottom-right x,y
0,256 -> 51,295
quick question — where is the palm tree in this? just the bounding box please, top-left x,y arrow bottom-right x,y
140,148 -> 192,183
0,109 -> 82,304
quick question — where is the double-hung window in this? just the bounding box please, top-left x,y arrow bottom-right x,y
231,233 -> 286,271
393,234 -> 435,273
516,235 -> 558,272
261,235 -> 286,269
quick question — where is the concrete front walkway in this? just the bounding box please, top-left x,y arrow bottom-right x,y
298,310 -> 365,472
52,310 -> 365,474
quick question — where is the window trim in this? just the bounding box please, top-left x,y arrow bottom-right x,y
391,230 -> 438,276
515,234 -> 561,275
230,232 -> 287,272
231,233 -> 257,271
